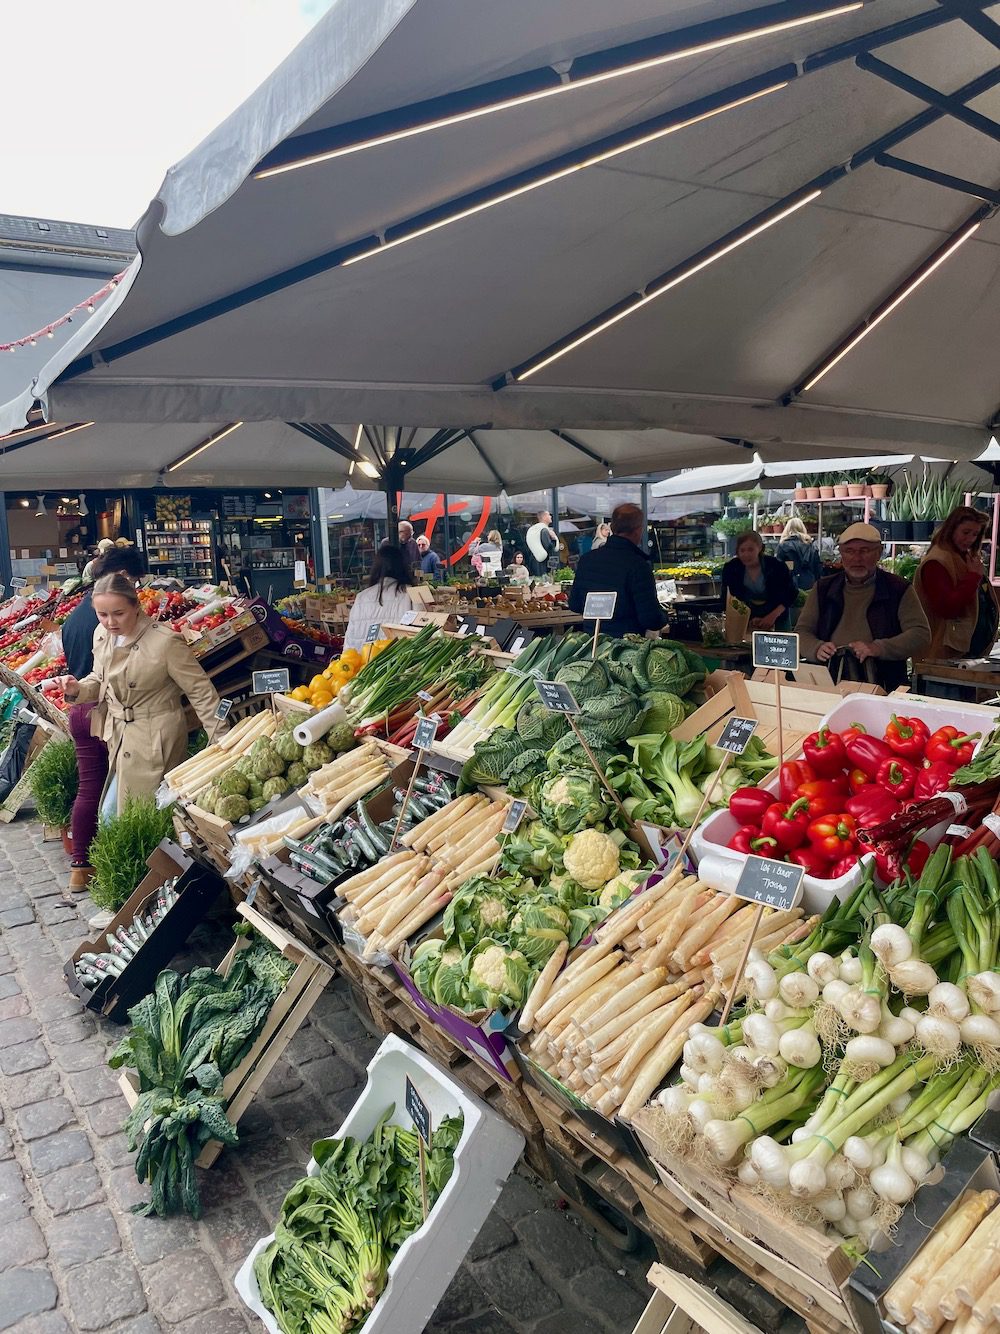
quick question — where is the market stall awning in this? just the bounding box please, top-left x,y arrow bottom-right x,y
6,1 -> 1000,462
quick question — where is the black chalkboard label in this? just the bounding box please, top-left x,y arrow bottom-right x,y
252,668 -> 291,695
405,1075 -> 432,1145
535,680 -> 580,714
717,716 -> 757,755
752,632 -> 799,670
502,799 -> 528,834
584,591 -> 617,621
413,716 -> 437,751
11,577 -> 27,589
734,856 -> 805,910
215,698 -> 234,721
365,622 -> 381,644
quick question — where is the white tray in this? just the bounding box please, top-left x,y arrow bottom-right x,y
691,693 -> 992,910
234,1033 -> 524,1334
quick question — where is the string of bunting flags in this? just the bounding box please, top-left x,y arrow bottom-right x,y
1,270 -> 128,353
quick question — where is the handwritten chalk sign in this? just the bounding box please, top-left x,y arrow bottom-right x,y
252,668 -> 291,695
535,680 -> 580,715
405,1076 -> 432,1145
734,855 -> 804,911
413,716 -> 438,751
716,716 -> 758,755
752,632 -> 800,671
502,799 -> 529,834
584,591 -> 617,621
365,623 -> 381,644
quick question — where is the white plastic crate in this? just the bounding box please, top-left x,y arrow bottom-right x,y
234,1033 -> 524,1334
691,693 -> 994,911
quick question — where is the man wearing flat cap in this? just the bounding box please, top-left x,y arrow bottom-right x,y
796,522 -> 930,690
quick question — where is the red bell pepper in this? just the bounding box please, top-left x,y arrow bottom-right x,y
848,766 -> 872,795
829,854 -> 859,880
778,760 -> 815,802
875,756 -> 918,800
840,722 -> 868,745
884,714 -> 930,761
795,779 -> 850,819
802,726 -> 848,779
728,787 -> 775,826
761,798 -> 811,852
874,838 -> 931,885
727,826 -> 779,856
913,761 -> 954,800
788,845 -> 834,876
845,787 -> 900,825
807,812 -> 858,860
925,726 -> 980,768
844,731 -> 893,778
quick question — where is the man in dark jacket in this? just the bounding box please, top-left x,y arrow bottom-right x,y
568,503 -> 667,639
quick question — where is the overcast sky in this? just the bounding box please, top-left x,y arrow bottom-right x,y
2,0 -> 333,230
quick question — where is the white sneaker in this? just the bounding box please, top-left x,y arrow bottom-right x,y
87,909 -> 114,931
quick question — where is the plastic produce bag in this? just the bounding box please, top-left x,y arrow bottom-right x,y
0,720 -> 35,801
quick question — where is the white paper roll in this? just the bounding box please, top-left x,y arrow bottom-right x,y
293,701 -> 347,747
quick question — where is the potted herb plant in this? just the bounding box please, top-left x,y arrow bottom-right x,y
833,476 -> 850,500
841,469 -> 868,498
798,472 -> 823,501
88,796 -> 175,913
867,471 -> 891,500
27,739 -> 79,852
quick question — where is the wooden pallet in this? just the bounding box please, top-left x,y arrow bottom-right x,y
119,902 -> 333,1168
634,1263 -> 763,1334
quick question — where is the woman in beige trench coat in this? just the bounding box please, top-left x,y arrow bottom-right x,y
56,573 -> 226,818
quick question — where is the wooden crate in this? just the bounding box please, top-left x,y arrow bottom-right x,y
119,901 -> 333,1168
631,1117 -> 857,1332
633,1263 -> 764,1334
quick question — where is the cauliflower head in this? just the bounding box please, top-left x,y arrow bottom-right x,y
468,942 -> 531,1010
598,869 -> 646,911
563,828 -> 620,890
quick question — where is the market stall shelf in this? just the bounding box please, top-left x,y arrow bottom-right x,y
118,901 -> 333,1167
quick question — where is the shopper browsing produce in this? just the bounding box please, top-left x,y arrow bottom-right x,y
796,522 -> 930,688
525,508 -> 558,575
397,520 -> 420,571
722,530 -> 796,630
61,545 -> 146,893
505,550 -> 531,584
343,545 -> 416,651
415,533 -> 443,579
569,502 -> 667,638
776,516 -> 824,592
914,505 -> 1000,658
50,573 -> 225,811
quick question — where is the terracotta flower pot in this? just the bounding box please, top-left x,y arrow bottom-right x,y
794,487 -> 807,500
819,486 -> 836,500
805,487 -> 821,500
847,484 -> 865,498
61,827 -> 73,856
833,484 -> 849,499
870,484 -> 889,499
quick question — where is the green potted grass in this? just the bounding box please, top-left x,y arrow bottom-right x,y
867,471 -> 891,500
27,739 -> 78,852
88,796 -> 175,913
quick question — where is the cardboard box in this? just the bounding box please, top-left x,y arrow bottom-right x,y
64,840 -> 224,1023
246,596 -> 340,665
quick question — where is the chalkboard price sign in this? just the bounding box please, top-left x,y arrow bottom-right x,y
752,632 -> 800,671
252,668 -> 291,695
535,680 -> 580,715
734,855 -> 805,910
365,622 -> 381,644
502,799 -> 528,834
413,716 -> 438,751
10,577 -> 27,589
717,716 -> 758,755
584,591 -> 618,621
405,1076 -> 432,1146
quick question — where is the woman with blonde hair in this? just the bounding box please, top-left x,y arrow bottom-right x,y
914,505 -> 999,657
777,516 -> 823,592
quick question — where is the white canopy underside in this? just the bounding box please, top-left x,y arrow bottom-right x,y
4,0 -> 1000,470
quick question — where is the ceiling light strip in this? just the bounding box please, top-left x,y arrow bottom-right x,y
254,2 -> 861,178
166,421 -> 243,473
512,190 -> 820,382
795,215 -> 985,394
343,84 -> 785,267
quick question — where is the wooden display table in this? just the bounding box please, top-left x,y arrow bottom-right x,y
913,658 -> 1000,701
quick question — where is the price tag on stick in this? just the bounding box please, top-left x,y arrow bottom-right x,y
252,668 -> 290,695
215,698 -> 234,722
502,799 -> 528,835
716,716 -> 757,755
413,716 -> 438,752
584,591 -> 617,658
534,680 -> 580,714
751,632 -> 800,671
405,1075 -> 432,1220
720,857 -> 806,1025
365,622 -> 381,644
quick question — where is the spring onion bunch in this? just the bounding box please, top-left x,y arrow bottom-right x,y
645,851 -> 1000,1250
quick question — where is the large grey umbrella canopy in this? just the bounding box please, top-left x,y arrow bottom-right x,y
6,0 -> 1000,461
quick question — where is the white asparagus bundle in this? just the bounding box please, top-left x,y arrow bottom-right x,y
912,1198 -> 1000,1334
522,871 -> 805,1122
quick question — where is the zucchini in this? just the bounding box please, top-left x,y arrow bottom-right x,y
344,819 -> 378,864
358,804 -> 390,855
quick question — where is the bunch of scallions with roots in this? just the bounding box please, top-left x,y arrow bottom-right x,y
638,851 -> 1000,1254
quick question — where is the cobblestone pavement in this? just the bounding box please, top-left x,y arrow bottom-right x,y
0,815 -> 805,1334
